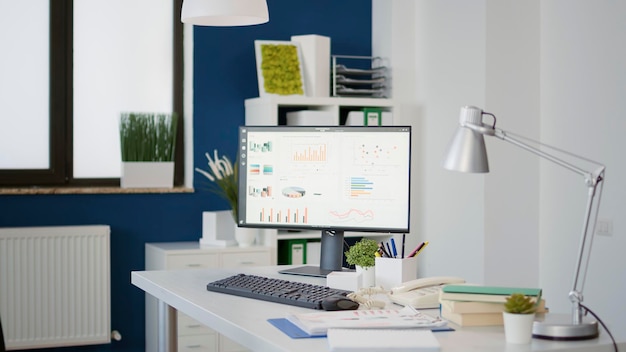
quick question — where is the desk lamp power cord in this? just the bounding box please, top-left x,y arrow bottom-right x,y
580,303 -> 618,352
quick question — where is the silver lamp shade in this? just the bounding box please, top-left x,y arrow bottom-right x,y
181,0 -> 269,26
442,106 -> 490,173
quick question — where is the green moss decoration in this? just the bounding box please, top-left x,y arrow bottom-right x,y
260,44 -> 304,95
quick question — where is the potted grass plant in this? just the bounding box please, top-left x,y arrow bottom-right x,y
119,112 -> 178,188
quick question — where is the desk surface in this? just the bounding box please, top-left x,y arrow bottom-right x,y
131,266 -> 624,352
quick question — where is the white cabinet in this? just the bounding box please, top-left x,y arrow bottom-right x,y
244,96 -> 396,264
145,242 -> 271,352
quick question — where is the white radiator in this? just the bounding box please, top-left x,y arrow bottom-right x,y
0,225 -> 110,350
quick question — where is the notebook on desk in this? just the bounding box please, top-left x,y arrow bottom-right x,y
327,328 -> 440,352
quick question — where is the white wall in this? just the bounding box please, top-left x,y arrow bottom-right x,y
373,0 -> 489,286
539,0 -> 626,333
373,0 -> 626,333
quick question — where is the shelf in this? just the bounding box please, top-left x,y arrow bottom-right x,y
245,95 -> 394,109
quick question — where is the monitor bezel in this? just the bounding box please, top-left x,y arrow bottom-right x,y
237,125 -> 411,235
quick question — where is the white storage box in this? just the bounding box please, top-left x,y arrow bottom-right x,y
286,110 -> 335,126
327,271 -> 361,292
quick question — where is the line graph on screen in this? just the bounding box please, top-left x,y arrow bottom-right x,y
329,208 -> 375,223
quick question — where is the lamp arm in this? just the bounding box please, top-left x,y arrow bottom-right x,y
492,127 -> 606,325
568,176 -> 604,324
494,128 -> 599,182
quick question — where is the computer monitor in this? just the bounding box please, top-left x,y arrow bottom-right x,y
237,125 -> 411,277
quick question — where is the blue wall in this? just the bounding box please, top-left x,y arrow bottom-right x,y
1,1 -> 371,351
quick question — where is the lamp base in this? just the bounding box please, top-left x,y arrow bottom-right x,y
532,314 -> 599,341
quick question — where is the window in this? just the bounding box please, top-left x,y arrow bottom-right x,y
0,0 -> 184,187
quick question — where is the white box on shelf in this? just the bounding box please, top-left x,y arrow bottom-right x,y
291,34 -> 331,97
375,256 -> 418,289
286,110 -> 335,126
200,211 -> 237,247
345,111 -> 393,126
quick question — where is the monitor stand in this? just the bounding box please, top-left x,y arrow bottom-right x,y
279,230 -> 351,278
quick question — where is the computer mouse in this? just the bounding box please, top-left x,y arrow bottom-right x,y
321,295 -> 360,311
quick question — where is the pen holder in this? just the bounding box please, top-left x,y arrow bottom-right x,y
375,256 -> 418,289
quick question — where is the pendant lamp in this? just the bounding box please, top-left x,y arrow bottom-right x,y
181,0 -> 269,26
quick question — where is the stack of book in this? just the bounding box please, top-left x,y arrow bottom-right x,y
439,284 -> 547,327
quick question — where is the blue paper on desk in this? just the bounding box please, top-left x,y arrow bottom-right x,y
267,318 -> 454,339
268,318 -> 326,338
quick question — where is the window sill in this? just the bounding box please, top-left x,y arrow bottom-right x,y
0,187 -> 194,195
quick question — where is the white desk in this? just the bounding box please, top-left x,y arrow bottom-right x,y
131,266 -> 625,352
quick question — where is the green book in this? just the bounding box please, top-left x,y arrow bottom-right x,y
442,285 -> 541,296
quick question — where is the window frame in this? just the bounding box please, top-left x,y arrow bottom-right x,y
0,0 -> 184,187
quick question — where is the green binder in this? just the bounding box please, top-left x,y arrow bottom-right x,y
278,239 -> 307,265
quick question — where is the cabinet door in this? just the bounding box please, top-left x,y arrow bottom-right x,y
178,334 -> 217,352
221,251 -> 271,268
167,253 -> 219,269
178,313 -> 214,336
221,335 -> 250,352
167,253 -> 219,350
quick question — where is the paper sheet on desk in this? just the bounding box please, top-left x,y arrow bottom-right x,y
268,317 -> 454,339
328,328 -> 440,352
269,306 -> 450,338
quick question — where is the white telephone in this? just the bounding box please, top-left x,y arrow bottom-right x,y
389,276 -> 466,309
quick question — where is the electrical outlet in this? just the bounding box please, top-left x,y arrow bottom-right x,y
596,218 -> 613,236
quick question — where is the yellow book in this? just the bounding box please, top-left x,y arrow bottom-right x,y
440,298 -> 546,314
440,305 -> 505,326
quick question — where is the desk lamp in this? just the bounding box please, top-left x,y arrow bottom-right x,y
181,0 -> 269,26
442,105 -> 605,340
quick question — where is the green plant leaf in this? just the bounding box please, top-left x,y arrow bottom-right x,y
345,238 -> 379,267
504,293 -> 537,314
119,112 -> 178,162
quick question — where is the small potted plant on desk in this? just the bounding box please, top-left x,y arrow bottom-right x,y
345,238 -> 379,288
503,293 -> 538,344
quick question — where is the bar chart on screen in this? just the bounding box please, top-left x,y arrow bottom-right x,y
292,143 -> 327,162
259,206 -> 309,224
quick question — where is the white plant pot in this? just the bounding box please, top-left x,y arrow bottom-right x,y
355,265 -> 376,288
121,162 -> 174,188
503,312 -> 535,344
234,226 -> 257,247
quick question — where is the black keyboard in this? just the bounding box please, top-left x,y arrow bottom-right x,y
206,273 -> 352,310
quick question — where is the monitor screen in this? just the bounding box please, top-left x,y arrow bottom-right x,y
237,125 -> 411,276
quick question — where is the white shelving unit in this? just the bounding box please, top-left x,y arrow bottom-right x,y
244,96 -> 394,126
244,96 -> 397,265
144,242 -> 271,352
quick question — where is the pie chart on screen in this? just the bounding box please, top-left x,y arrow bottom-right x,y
282,186 -> 306,198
